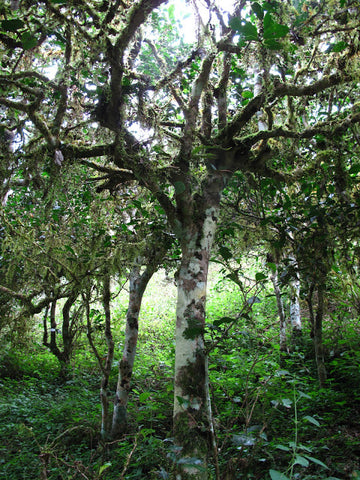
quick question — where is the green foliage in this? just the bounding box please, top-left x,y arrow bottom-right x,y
1,264 -> 360,478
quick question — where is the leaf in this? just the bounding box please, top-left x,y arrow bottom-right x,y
267,262 -> 277,273
139,392 -> 151,402
1,19 -> 25,32
269,470 -> 290,480
251,2 -> 264,19
219,245 -> 232,260
304,455 -> 329,469
229,18 -> 258,41
303,415 -> 320,427
213,316 -> 235,327
242,90 -> 254,99
99,462 -> 111,475
263,13 -> 289,39
349,164 -> 360,175
281,398 -> 292,408
294,455 -> 309,467
255,272 -> 267,282
275,444 -> 291,451
177,457 -> 205,471
168,4 -> 175,21
264,39 -> 283,50
21,32 -> 38,50
328,41 -> 348,53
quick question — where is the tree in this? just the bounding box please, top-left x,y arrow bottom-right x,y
1,0 -> 360,476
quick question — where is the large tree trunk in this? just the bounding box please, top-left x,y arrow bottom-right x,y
173,205 -> 219,479
111,259 -> 156,438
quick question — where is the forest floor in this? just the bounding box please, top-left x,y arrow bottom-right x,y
1,268 -> 360,479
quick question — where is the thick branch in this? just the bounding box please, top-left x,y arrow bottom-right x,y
115,0 -> 168,51
237,112 -> 360,148
273,72 -> 346,98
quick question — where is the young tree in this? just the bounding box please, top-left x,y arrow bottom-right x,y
1,0 -> 360,476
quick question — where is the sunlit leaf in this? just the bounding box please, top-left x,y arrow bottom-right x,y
229,18 -> 258,41
242,90 -> 254,99
263,13 -> 289,39
99,462 -> 112,475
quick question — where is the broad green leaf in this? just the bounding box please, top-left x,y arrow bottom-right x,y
275,444 -> 291,451
303,415 -> 320,427
213,316 -> 235,327
21,32 -> 38,50
267,262 -> 277,273
1,19 -> 25,32
139,392 -> 151,402
304,455 -> 329,469
294,455 -> 309,467
255,272 -> 267,281
219,245 -> 232,260
251,2 -> 264,19
328,41 -> 348,53
263,13 -> 289,39
263,1 -> 279,12
298,390 -> 312,399
269,470 -> 290,480
242,90 -> 254,99
229,18 -> 258,41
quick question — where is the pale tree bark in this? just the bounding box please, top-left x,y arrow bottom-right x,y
173,203 -> 219,479
111,252 -> 164,438
270,264 -> 287,352
85,277 -> 114,440
289,254 -> 302,344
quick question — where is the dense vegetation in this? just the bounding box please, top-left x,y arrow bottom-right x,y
1,266 -> 360,479
1,0 -> 360,478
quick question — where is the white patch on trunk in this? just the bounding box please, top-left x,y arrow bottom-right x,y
174,206 -> 219,415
